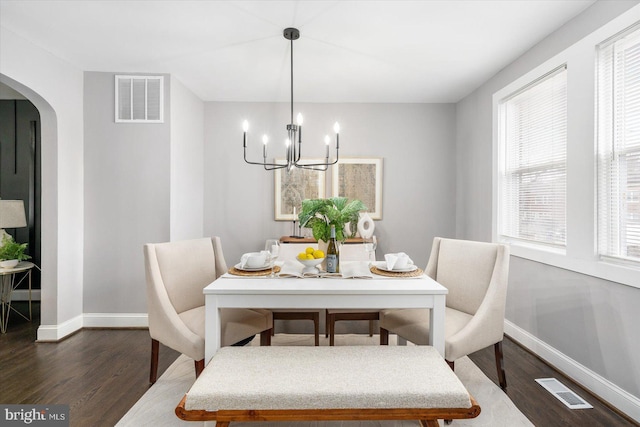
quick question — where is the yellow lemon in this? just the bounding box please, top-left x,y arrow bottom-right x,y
313,250 -> 325,259
305,247 -> 315,254
306,254 -> 315,260
298,252 -> 307,260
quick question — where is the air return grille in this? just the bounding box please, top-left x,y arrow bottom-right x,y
115,75 -> 164,123
535,378 -> 593,409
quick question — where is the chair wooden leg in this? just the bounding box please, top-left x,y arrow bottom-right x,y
150,339 -> 159,385
495,341 -> 507,392
194,359 -> 205,378
313,314 -> 320,346
260,329 -> 272,346
325,310 -> 329,338
380,327 -> 389,345
329,313 -> 335,346
369,319 -> 374,337
444,361 -> 455,424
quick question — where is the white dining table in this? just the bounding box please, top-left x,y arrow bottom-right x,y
203,269 -> 448,364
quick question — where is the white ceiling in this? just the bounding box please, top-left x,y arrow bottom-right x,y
0,0 -> 596,103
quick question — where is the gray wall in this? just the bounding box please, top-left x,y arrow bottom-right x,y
204,102 -> 457,268
83,71 -> 171,313
456,0 -> 640,400
169,76 -> 204,241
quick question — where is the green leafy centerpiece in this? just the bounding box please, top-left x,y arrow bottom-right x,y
298,197 -> 367,243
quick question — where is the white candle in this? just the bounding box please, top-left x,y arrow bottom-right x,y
293,206 -> 296,217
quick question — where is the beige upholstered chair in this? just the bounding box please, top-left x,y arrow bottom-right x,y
144,237 -> 273,384
380,237 -> 510,391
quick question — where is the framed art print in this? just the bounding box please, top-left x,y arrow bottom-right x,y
274,159 -> 326,220
332,157 -> 383,219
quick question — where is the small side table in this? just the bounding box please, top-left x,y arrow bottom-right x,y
0,261 -> 34,333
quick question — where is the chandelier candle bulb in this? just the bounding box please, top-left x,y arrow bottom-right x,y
242,120 -> 249,147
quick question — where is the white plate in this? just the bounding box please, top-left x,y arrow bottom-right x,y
374,262 -> 418,273
234,262 -> 272,272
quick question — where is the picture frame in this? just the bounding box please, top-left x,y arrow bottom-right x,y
274,159 -> 326,220
332,157 -> 383,219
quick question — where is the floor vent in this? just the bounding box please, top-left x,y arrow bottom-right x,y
535,378 -> 593,409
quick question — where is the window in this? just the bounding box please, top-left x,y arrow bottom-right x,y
597,24 -> 640,264
115,75 -> 164,123
498,66 -> 568,247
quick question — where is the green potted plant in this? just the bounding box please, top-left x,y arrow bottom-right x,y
298,197 -> 367,243
0,235 -> 31,268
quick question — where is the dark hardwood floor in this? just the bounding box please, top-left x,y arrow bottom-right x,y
0,302 -> 179,426
468,339 -> 638,426
0,302 -> 637,426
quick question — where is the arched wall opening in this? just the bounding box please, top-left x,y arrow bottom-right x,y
1,73 -> 59,333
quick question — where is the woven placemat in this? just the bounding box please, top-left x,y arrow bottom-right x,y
228,265 -> 281,277
370,265 -> 424,278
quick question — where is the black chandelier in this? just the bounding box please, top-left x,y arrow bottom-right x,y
242,27 -> 340,171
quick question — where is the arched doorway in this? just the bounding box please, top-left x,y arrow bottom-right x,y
0,86 -> 41,292
0,73 -> 58,336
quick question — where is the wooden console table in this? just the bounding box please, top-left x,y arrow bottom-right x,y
280,236 -> 371,244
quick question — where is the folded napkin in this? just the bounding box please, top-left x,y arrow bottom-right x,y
384,252 -> 413,270
240,250 -> 270,268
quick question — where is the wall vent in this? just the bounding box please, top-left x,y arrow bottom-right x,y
115,75 -> 164,123
535,378 -> 593,409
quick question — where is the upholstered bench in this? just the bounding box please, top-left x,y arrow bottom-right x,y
175,346 -> 480,426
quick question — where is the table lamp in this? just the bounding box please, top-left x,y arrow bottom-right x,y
0,200 -> 27,241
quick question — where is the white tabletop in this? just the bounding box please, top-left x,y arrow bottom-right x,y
204,271 -> 448,362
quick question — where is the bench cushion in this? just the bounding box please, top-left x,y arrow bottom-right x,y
185,346 -> 471,411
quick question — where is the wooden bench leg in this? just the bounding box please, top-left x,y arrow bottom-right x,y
420,420 -> 439,427
495,341 -> 507,392
150,339 -> 159,385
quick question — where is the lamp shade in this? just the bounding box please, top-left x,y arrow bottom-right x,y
0,200 -> 27,229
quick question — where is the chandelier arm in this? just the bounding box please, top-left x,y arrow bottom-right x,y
263,163 -> 289,171
293,148 -> 339,168
244,148 -> 288,168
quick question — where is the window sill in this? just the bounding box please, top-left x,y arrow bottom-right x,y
504,240 -> 639,289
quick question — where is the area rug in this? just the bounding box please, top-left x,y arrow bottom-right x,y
117,334 -> 533,427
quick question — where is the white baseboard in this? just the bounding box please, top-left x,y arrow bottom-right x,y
505,320 -> 640,423
36,313 -> 148,341
82,313 -> 148,328
37,314 -> 83,342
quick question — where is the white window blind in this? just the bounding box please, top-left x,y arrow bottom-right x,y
597,24 -> 640,264
115,75 -> 163,123
499,66 -> 567,247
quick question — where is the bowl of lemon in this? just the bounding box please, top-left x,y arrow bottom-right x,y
296,247 -> 325,274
